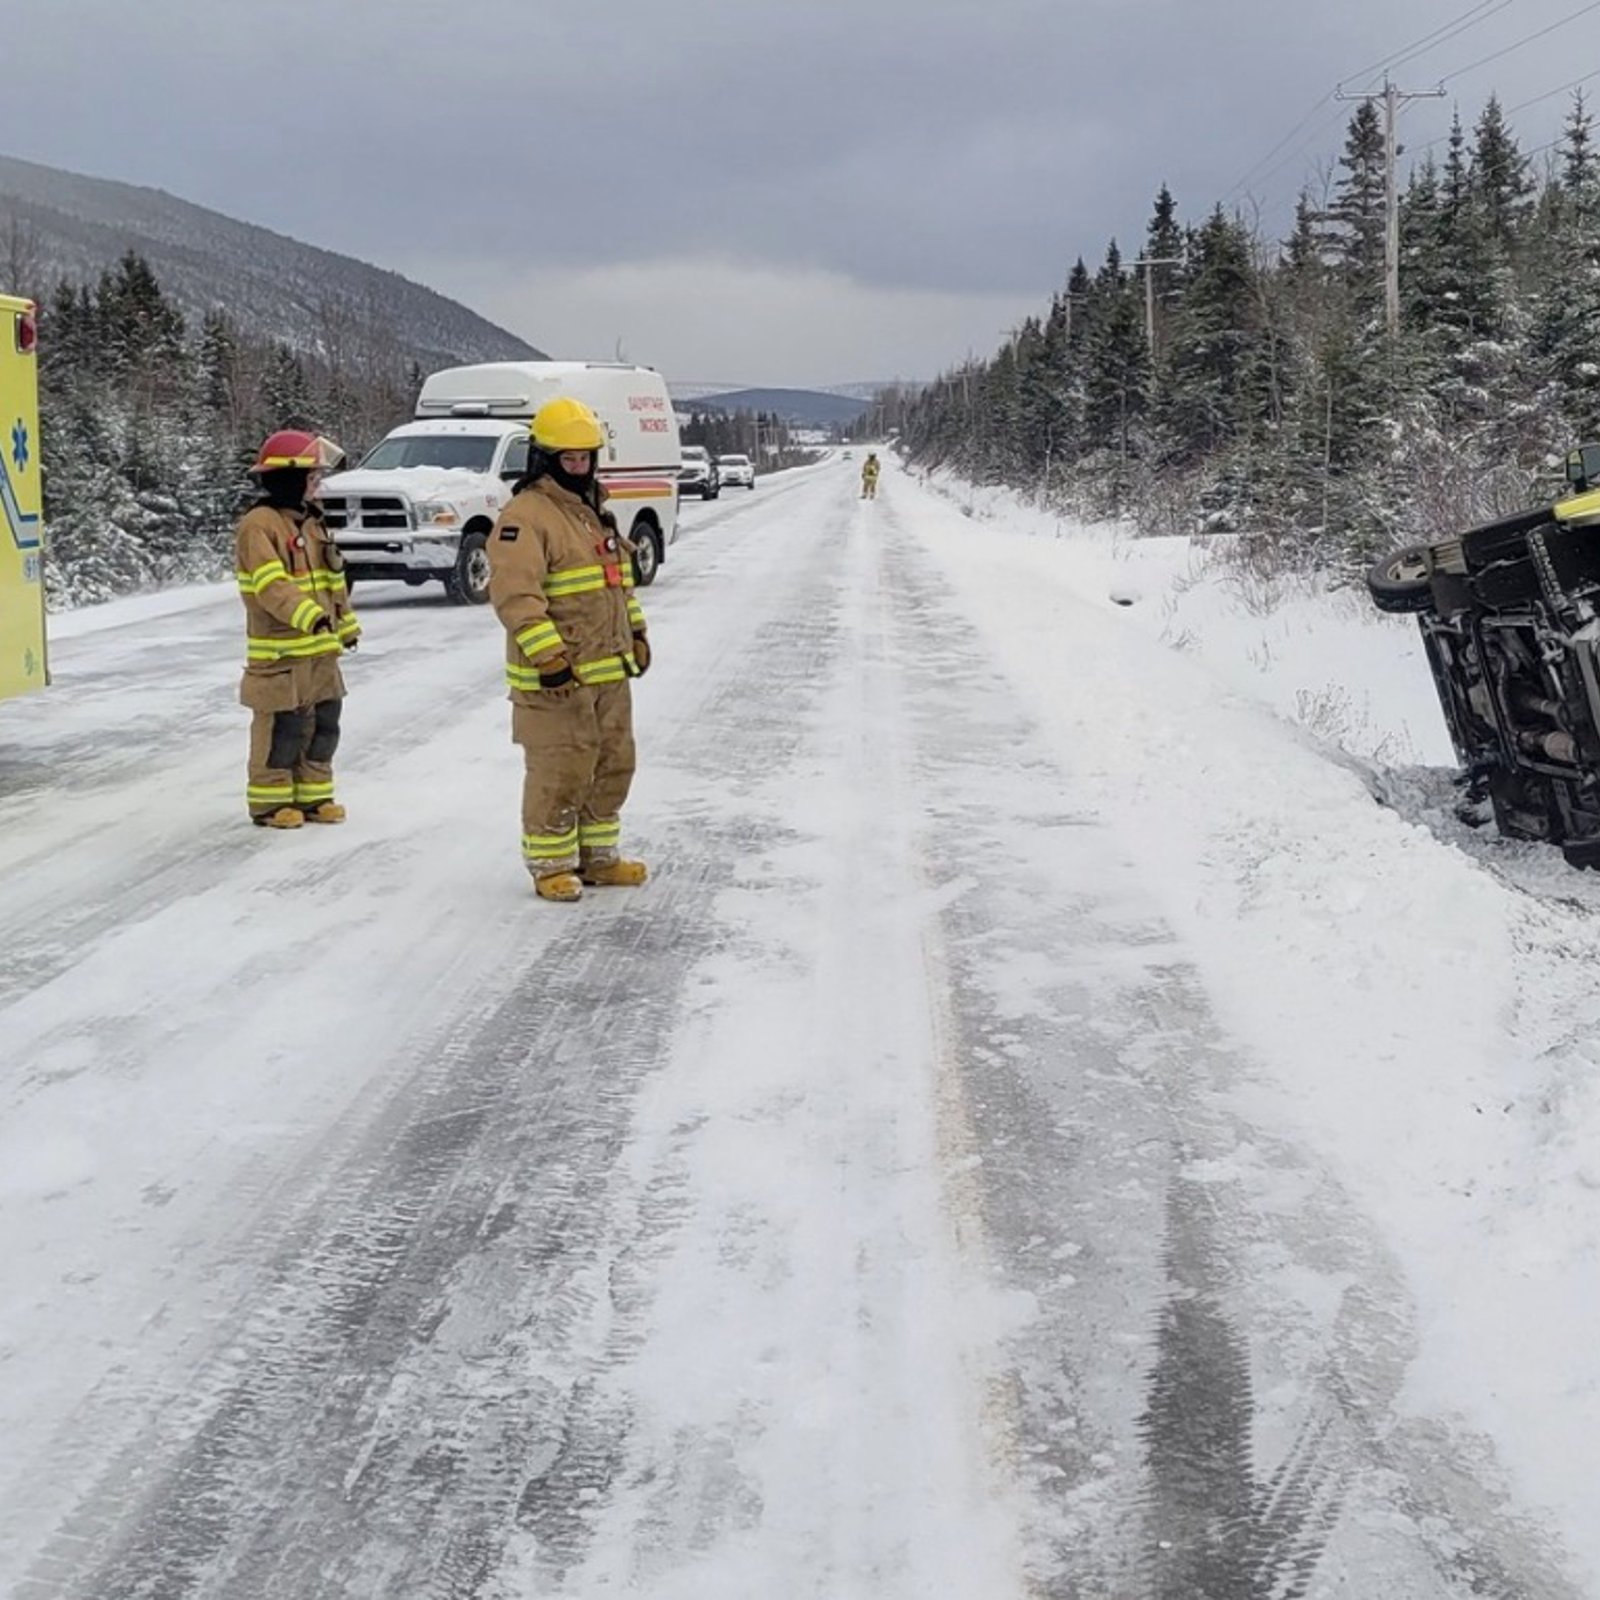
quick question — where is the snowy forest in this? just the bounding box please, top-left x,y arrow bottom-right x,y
24,249 -> 816,607
28,251 -> 421,607
878,91 -> 1600,572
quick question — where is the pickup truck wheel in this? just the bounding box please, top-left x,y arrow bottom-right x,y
445,531 -> 492,605
1366,545 -> 1435,614
631,526 -> 661,587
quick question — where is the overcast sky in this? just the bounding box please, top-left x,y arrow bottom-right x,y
5,0 -> 1597,387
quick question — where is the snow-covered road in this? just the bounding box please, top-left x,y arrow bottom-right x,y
1,458 -> 1593,1598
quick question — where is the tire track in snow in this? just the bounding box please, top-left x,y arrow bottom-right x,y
872,485 -> 1584,1599
498,478 -> 1030,1597
13,484 -> 852,1600
0,602 -> 502,1010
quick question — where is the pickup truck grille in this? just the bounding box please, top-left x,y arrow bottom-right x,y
322,495 -> 411,532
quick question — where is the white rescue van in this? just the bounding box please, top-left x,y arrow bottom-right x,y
321,361 -> 681,602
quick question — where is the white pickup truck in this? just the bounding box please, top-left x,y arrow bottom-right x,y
318,420 -> 524,604
320,361 -> 682,604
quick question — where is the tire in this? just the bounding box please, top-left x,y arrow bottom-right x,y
1367,545 -> 1434,614
444,530 -> 492,605
631,525 -> 661,587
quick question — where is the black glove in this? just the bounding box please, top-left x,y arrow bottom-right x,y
311,614 -> 334,635
539,658 -> 577,692
342,636 -> 358,652
632,634 -> 651,676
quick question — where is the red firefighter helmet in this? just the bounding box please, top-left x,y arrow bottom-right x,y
250,429 -> 346,475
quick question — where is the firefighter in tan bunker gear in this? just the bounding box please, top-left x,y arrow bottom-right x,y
488,397 -> 649,902
235,430 -> 360,828
861,451 -> 880,498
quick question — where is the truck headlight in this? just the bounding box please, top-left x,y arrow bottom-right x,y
413,501 -> 460,527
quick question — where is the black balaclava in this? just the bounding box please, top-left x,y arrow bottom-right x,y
259,466 -> 311,510
545,449 -> 598,504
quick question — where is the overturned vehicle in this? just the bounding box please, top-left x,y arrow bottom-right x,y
1367,445 -> 1600,867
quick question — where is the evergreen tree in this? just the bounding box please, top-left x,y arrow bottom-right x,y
1528,92 -> 1600,439
1160,206 -> 1264,461
1143,183 -> 1186,354
261,344 -> 314,431
1079,241 -> 1149,508
1328,100 -> 1388,307
1471,93 -> 1534,254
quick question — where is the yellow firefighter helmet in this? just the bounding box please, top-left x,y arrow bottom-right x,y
530,397 -> 606,453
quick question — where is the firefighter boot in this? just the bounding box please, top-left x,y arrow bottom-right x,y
303,801 -> 347,824
580,858 -> 649,887
254,806 -> 305,830
534,871 -> 584,903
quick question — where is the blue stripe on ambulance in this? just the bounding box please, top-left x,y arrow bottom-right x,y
2,417 -> 40,550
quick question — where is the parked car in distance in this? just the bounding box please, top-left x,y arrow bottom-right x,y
718,453 -> 755,489
678,445 -> 721,499
1366,442 -> 1600,866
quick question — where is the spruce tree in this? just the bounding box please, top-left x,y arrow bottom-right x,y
1529,92 -> 1600,440
1471,93 -> 1534,255
1080,241 -> 1149,509
1329,100 -> 1388,311
1160,206 -> 1263,461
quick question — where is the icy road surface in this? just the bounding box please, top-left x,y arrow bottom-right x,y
0,459 -> 1593,1598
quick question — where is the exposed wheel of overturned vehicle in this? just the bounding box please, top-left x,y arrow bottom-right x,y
1366,545 -> 1434,614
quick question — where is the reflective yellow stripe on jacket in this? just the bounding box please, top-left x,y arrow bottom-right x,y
248,632 -> 344,663
505,648 -> 639,693
516,620 -> 564,660
237,567 -> 347,597
544,565 -> 609,598
236,558 -> 288,595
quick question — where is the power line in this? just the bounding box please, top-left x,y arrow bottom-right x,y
1232,102 -> 1360,209
1506,64 -> 1600,112
1221,0 -> 1596,230
1409,67 -> 1600,158
1340,0 -> 1518,91
1224,0 -> 1518,210
1438,0 -> 1600,85
1224,93 -> 1338,200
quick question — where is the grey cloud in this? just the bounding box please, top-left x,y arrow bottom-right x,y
3,0 -> 1595,375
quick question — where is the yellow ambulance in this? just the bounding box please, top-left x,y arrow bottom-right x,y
0,290 -> 46,703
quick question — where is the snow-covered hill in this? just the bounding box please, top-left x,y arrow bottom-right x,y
0,152 -> 542,370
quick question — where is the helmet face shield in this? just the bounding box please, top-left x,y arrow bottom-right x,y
252,430 -> 346,475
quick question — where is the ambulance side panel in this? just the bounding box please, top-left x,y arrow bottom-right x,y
0,292 -> 46,703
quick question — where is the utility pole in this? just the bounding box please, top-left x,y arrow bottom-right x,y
1131,253 -> 1184,354
1335,76 -> 1445,341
